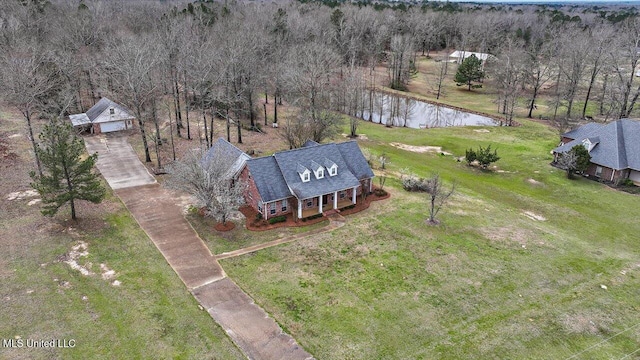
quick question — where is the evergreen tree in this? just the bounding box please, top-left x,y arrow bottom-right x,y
30,118 -> 105,220
454,54 -> 485,91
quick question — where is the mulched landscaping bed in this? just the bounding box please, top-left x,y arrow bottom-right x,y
240,186 -> 391,231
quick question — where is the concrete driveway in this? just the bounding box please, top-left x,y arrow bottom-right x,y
86,134 -> 313,360
84,134 -> 156,190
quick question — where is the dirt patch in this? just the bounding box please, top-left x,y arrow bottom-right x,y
526,178 -> 544,186
214,222 -> 236,232
474,129 -> 490,133
63,241 -> 93,276
390,142 -> 452,155
6,189 -> 38,201
522,211 -> 546,222
559,312 -> 612,335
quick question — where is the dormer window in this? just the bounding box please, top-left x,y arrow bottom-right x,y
310,160 -> 324,180
323,158 -> 337,176
297,163 -> 311,182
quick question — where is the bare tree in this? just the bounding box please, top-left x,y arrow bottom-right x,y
102,36 -> 159,163
0,44 -> 62,176
424,174 -> 455,225
164,148 -> 245,226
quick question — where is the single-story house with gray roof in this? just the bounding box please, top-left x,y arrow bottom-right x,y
234,138 -> 374,220
552,119 -> 640,184
69,97 -> 135,134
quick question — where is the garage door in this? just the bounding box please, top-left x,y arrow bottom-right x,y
100,121 -> 126,133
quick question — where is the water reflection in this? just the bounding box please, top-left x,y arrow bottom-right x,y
359,92 -> 497,129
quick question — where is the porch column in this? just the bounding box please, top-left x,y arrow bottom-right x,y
369,179 -> 373,193
611,169 -> 616,182
298,199 -> 302,219
318,195 -> 323,213
352,186 -> 357,204
333,191 -> 338,209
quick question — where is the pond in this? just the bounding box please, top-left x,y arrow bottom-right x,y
358,92 -> 498,129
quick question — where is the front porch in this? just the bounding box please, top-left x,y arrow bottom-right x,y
298,187 -> 358,219
300,198 -> 354,218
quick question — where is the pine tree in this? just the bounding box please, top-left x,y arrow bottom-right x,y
454,54 -> 485,91
30,118 -> 105,220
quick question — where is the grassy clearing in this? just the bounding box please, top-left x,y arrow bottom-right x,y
0,108 -> 243,359
218,92 -> 640,357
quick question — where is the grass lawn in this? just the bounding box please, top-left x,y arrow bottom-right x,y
188,212 -> 329,255
218,114 -> 640,356
0,107 -> 243,359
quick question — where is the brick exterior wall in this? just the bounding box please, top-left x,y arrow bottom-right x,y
239,166 -> 262,212
584,164 -> 627,183
264,198 -> 293,219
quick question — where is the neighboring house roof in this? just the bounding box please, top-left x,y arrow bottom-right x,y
553,119 -> 640,171
68,97 -> 135,126
246,156 -> 291,203
69,113 -> 91,126
449,50 -> 491,62
273,143 -> 362,199
205,137 -> 251,179
86,97 -> 135,123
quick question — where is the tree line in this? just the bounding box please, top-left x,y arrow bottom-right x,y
2,0 -> 640,172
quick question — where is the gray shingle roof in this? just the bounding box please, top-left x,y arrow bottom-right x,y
336,141 -> 375,180
553,119 -> 640,171
246,156 -> 291,202
302,139 -> 320,148
204,138 -> 251,179
69,97 -> 135,127
273,143 -> 362,199
86,97 -> 134,123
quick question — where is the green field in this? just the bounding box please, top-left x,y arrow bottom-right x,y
0,109 -> 243,359
218,118 -> 640,357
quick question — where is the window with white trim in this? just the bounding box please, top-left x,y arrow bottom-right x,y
339,191 -> 345,199
316,168 -> 324,179
329,165 -> 337,176
281,199 -> 288,212
109,108 -> 115,115
306,200 -> 313,207
269,202 -> 276,215
595,166 -> 603,178
302,172 -> 310,182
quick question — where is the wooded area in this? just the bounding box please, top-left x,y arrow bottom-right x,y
2,0 -> 640,168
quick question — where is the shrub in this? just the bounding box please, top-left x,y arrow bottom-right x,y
618,178 -> 635,187
307,213 -> 323,220
374,188 -> 387,197
402,176 -> 430,192
268,215 -> 287,224
343,204 -> 356,210
255,213 -> 263,221
465,148 -> 477,165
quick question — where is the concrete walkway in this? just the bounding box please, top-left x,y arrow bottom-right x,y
86,134 -> 313,360
216,213 -> 345,260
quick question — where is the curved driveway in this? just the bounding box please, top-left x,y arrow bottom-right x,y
85,134 -> 313,360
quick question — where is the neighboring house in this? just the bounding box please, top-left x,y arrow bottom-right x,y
449,50 -> 492,65
552,119 -> 640,184
208,138 -> 375,220
69,97 -> 135,134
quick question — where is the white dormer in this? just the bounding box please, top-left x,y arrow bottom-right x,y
310,160 -> 324,179
297,164 -> 311,183
323,158 -> 337,176
328,164 -> 337,176
581,138 -> 598,153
